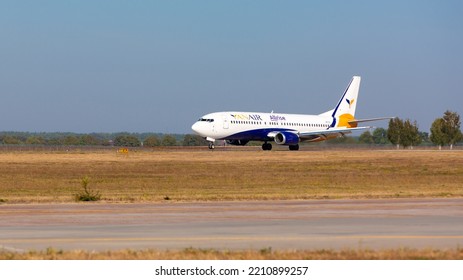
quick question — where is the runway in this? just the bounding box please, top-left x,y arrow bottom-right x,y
1,198 -> 462,252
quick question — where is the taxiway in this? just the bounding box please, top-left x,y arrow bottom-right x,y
1,198 -> 462,251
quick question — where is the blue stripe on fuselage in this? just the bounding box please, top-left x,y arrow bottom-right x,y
218,128 -> 297,141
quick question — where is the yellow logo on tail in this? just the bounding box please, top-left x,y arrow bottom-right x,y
346,98 -> 355,109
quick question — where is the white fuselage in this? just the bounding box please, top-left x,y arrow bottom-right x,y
192,111 -> 333,142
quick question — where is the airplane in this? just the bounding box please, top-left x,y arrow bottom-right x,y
191,76 -> 392,150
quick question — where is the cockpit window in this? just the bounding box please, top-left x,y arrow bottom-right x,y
198,118 -> 214,122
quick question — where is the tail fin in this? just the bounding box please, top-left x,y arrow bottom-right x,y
330,76 -> 361,128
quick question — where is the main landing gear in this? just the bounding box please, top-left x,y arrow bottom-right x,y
262,143 -> 299,151
289,144 -> 299,151
262,142 -> 272,151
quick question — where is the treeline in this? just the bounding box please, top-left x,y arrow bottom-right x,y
0,132 -> 209,147
355,110 -> 462,149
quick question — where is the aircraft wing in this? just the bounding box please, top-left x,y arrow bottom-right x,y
299,126 -> 372,142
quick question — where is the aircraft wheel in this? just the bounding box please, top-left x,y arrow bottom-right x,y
208,143 -> 215,149
262,143 -> 272,151
289,144 -> 299,151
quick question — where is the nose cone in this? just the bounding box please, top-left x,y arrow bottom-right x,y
191,122 -> 202,135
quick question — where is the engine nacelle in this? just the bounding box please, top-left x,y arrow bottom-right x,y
274,132 -> 300,145
226,139 -> 249,146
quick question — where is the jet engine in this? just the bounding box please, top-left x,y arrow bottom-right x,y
274,132 -> 300,145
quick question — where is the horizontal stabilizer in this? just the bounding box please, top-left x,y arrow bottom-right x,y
348,117 -> 395,125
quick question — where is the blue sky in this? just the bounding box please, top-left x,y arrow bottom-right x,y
1,1 -> 462,133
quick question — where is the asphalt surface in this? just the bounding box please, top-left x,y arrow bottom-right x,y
1,198 -> 462,252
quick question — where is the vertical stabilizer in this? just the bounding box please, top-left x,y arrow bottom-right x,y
330,76 -> 361,128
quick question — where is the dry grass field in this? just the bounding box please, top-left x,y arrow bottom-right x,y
1,247 -> 463,260
0,148 -> 462,203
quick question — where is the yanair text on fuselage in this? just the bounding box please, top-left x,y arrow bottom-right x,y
230,114 -> 263,121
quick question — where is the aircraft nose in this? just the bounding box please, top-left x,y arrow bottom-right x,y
191,122 -> 201,134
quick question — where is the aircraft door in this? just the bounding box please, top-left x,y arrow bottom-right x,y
222,115 -> 229,129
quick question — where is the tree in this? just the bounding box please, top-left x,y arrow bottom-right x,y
358,131 -> 374,144
442,110 -> 462,149
161,135 -> 177,146
114,134 -> 141,147
430,111 -> 462,150
47,138 -> 63,146
80,135 -> 102,146
372,128 -> 389,144
430,118 -> 447,149
387,118 -> 421,149
182,134 -> 209,146
418,131 -> 430,144
143,135 -> 160,147
26,136 -> 46,145
63,135 -> 80,146
387,118 -> 403,149
400,119 -> 421,149
2,135 -> 22,145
